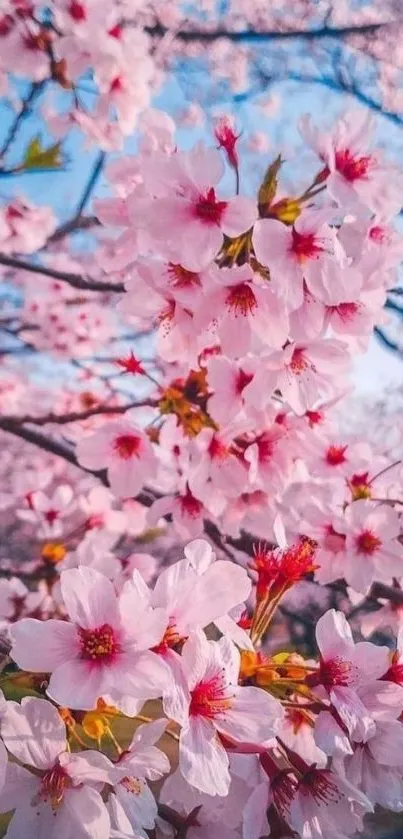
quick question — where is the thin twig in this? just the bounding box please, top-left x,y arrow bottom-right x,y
46,214 -> 101,245
0,81 -> 46,159
0,254 -> 124,294
1,399 -> 158,426
0,419 -> 258,560
75,151 -> 106,217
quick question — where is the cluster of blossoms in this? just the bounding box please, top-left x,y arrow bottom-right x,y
1,41 -> 403,835
0,0 -> 162,149
0,532 -> 403,839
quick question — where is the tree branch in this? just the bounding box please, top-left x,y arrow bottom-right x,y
374,325 -> 402,354
0,419 -> 84,473
0,419 -> 258,560
0,81 -> 46,159
46,214 -> 101,244
1,399 -> 158,426
0,254 -> 124,294
75,151 -> 106,217
371,581 -> 403,606
145,20 -> 395,43
247,70 -> 403,126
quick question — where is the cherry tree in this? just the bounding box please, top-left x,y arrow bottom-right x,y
0,2 -> 403,839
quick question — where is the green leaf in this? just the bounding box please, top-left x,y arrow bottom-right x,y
22,136 -> 64,171
258,154 -> 282,215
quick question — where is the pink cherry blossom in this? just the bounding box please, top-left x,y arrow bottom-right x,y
196,265 -> 289,358
314,609 -> 390,741
0,696 -> 113,838
120,538 -> 251,655
337,500 -> 403,592
300,110 -> 403,215
260,340 -> 351,416
17,484 -> 75,538
104,718 -> 169,836
76,420 -> 157,498
164,631 -> 283,796
10,566 -> 169,709
253,208 -> 357,311
141,143 -> 257,272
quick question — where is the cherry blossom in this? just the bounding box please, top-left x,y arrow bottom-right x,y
337,500 -> 403,592
300,110 -> 403,215
76,421 -> 157,498
0,15 -> 402,833
0,697 -> 113,838
313,609 -> 390,741
141,144 -> 257,271
10,566 -> 169,709
164,631 -> 283,795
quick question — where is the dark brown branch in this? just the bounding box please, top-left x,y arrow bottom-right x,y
0,254 -> 124,294
371,581 -> 403,606
158,804 -> 202,837
145,20 -> 395,43
0,419 -> 257,560
0,418 -> 84,472
1,399 -> 158,426
46,214 -> 101,244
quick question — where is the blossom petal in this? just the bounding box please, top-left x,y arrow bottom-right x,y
61,567 -> 119,630
1,697 -> 65,769
47,659 -> 108,711
10,619 -> 78,672
180,716 -> 230,796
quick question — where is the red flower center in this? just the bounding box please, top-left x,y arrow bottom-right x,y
79,623 -> 120,663
208,434 -> 229,460
190,674 -> 232,719
114,434 -> 141,460
369,225 -> 390,245
291,228 -> 323,262
251,539 -> 317,601
235,368 -> 254,394
44,509 -> 59,524
121,776 -> 143,793
306,409 -> 324,426
383,653 -> 403,685
355,528 -> 382,556
349,472 -> 371,500
179,488 -> 203,519
325,444 -> 348,466
167,263 -> 201,288
194,187 -> 227,226
0,15 -> 13,36
39,763 -> 71,809
289,347 -> 309,373
226,282 -> 257,317
108,24 -> 122,39
329,302 -> 359,321
68,1 -> 87,21
319,656 -> 356,687
335,149 -> 372,182
270,769 -> 298,819
110,76 -> 124,93
288,708 -> 308,735
300,769 -> 343,805
153,620 -> 183,654
256,433 -> 275,463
